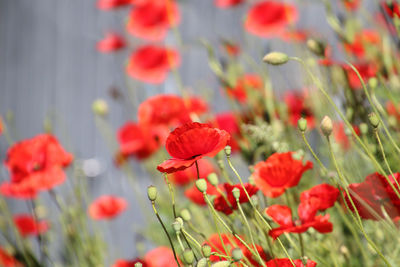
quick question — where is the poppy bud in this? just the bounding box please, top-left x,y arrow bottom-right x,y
196,258 -> 207,267
232,188 -> 240,200
202,244 -> 212,257
359,123 -> 368,135
196,179 -> 207,193
211,261 -> 230,267
147,185 -> 157,201
263,52 -> 289,65
92,99 -> 109,116
368,77 -> 378,89
231,248 -> 243,262
134,263 -> 142,267
183,249 -> 195,265
180,209 -> 191,221
306,39 -> 325,57
172,217 -> 183,233
297,118 -> 307,132
320,116 -> 333,137
224,146 -> 232,157
368,112 -> 380,128
207,173 -> 219,186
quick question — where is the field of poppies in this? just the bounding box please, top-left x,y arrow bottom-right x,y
2,0 -> 400,266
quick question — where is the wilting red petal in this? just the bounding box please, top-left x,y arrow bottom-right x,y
244,1 -> 298,38
88,195 -> 128,220
96,32 -> 126,53
214,0 -> 243,9
144,247 -> 179,267
184,180 -> 219,205
265,205 -> 293,227
14,214 -> 49,237
0,247 -> 23,267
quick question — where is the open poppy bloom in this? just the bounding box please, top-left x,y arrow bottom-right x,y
300,184 -> 339,211
284,91 -> 315,129
266,204 -> 333,239
88,195 -> 128,220
96,0 -> 132,10
343,172 -> 400,220
205,233 -> 268,266
96,32 -> 126,53
184,179 -> 219,205
253,152 -> 313,198
112,258 -> 148,267
157,122 -> 230,173
213,183 -> 259,215
214,0 -> 244,9
14,214 -> 49,237
170,159 -> 215,186
343,62 -> 377,90
0,247 -> 22,267
266,258 -> 317,267
1,134 -> 73,199
344,30 -> 380,59
126,0 -> 180,41
244,1 -> 298,38
126,45 -> 180,84
144,247 -> 179,267
225,74 -> 263,103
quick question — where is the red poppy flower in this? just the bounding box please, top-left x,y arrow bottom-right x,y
157,122 -> 230,173
96,0 -> 132,10
205,233 -> 268,266
266,258 -> 317,267
333,122 -> 360,150
1,134 -> 73,199
225,74 -> 263,103
344,30 -> 380,59
126,0 -> 180,41
126,45 -> 180,84
244,1 -> 298,38
184,180 -> 219,205
215,0 -> 244,9
96,32 -> 126,53
212,112 -> 241,153
88,195 -> 128,220
343,0 -> 361,11
300,184 -> 339,212
170,159 -> 215,186
112,258 -> 148,267
144,247 -> 179,267
382,1 -> 400,18
14,214 -> 49,237
0,247 -> 22,267
344,172 -> 400,220
253,152 -> 313,198
185,96 -> 209,115
214,183 -> 259,215
266,204 -> 333,239
343,62 -> 377,90
284,91 -> 315,129
387,101 -> 400,123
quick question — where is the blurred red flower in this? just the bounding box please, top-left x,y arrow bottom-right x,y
157,122 -> 230,173
0,116 -> 3,136
344,30 -> 380,59
0,247 -> 22,267
112,258 -> 148,267
221,40 -> 240,56
170,159 -> 215,186
225,74 -> 263,103
185,96 -> 209,115
266,258 -> 317,267
266,204 -> 333,239
253,152 -> 313,198
144,247 -> 179,267
382,1 -> 400,18
213,183 -> 258,215
343,0 -> 361,11
1,134 -> 73,199
205,233 -> 268,266
214,0 -> 244,9
96,0 -> 132,10
126,45 -> 180,84
127,0 -> 180,41
333,122 -> 360,150
211,112 -> 241,153
88,195 -> 128,220
184,179 -> 219,205
244,1 -> 298,38
96,32 -> 126,53
343,62 -> 377,90
284,91 -> 315,129
14,214 -> 49,237
387,100 -> 400,122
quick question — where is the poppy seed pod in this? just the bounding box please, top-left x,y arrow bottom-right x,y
201,244 -> 212,257
320,116 -> 333,137
172,218 -> 183,233
232,188 -> 240,200
263,52 -> 289,65
196,179 -> 208,193
92,99 -> 109,116
183,248 -> 195,264
196,258 -> 207,267
180,209 -> 191,221
207,173 -> 219,186
147,185 -> 157,201
368,112 -> 380,128
224,145 -> 232,157
297,117 -> 307,132
231,248 -> 243,262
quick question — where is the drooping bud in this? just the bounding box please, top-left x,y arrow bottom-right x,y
232,188 -> 240,200
180,209 -> 191,222
196,179 -> 207,193
224,146 -> 232,157
263,52 -> 289,65
359,123 -> 368,135
320,116 -> 333,137
183,249 -> 195,265
92,99 -> 109,116
147,185 -> 157,201
297,117 -> 307,132
231,248 -> 243,262
202,244 -> 212,258
368,112 -> 380,128
306,39 -> 325,57
207,173 -> 219,186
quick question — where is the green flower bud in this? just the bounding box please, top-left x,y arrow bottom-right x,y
320,116 -> 333,137
147,185 -> 157,201
231,248 -> 243,262
207,173 -> 219,186
359,123 -> 368,135
368,77 -> 378,89
92,99 -> 109,116
196,258 -> 208,267
388,116 -> 397,128
297,117 -> 307,132
202,244 -> 212,258
224,146 -> 232,157
263,52 -> 289,65
306,39 -> 325,57
134,263 -> 143,267
172,217 -> 183,233
183,249 -> 195,265
196,179 -> 207,193
180,209 -> 191,222
368,112 -> 380,128
232,188 -> 240,200
211,261 -> 230,267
